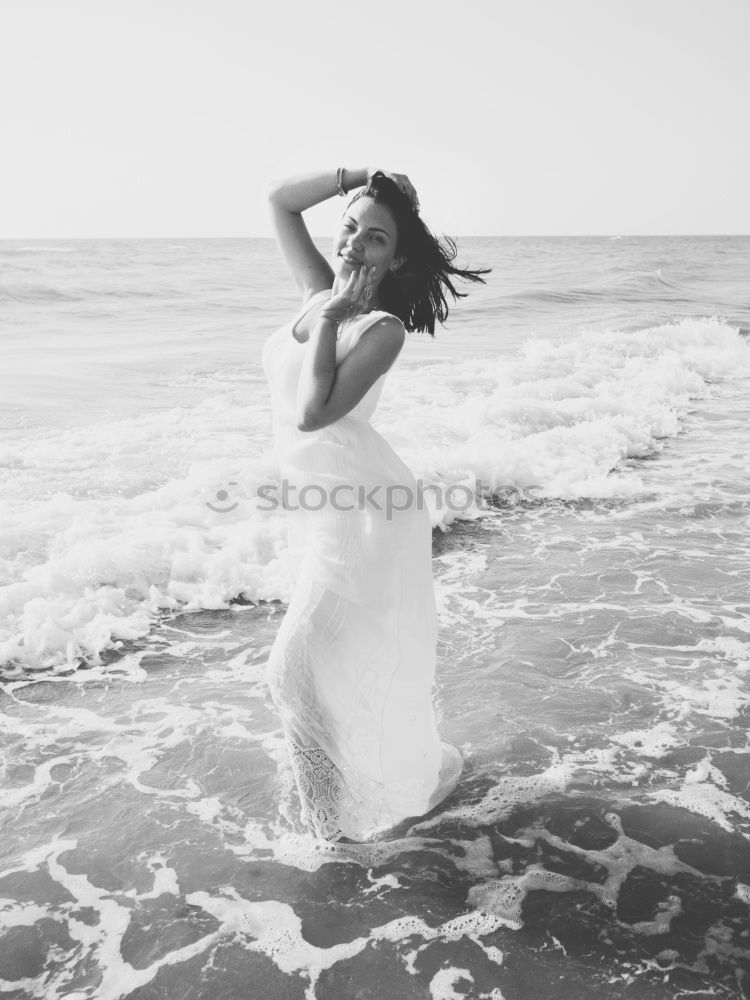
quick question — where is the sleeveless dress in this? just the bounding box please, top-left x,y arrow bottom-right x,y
261,288 -> 463,842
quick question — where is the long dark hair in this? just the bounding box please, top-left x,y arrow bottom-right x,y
349,171 -> 490,335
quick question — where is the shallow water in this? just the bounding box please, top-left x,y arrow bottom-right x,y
1,237 -> 749,998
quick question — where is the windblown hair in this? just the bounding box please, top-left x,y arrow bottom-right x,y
349,171 -> 491,335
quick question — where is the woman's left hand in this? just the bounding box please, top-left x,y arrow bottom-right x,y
319,266 -> 377,323
367,167 -> 419,211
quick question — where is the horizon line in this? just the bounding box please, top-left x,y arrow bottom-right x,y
2,232 -> 750,241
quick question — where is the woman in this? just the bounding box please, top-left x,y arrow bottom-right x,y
261,166 -> 489,845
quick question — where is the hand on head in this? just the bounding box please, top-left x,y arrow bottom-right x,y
366,168 -> 420,212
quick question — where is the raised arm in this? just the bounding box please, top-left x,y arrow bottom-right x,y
267,167 -> 369,303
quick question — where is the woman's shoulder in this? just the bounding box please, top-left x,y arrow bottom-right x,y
347,311 -> 405,364
361,311 -> 406,343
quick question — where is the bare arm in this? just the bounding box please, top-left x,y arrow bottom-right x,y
267,167 -> 369,303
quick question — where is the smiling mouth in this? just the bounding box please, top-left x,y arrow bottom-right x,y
339,252 -> 363,266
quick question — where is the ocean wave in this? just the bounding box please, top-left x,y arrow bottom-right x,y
0,282 -> 195,304
0,245 -> 78,254
0,283 -> 85,303
0,316 -> 747,675
499,269 -> 695,310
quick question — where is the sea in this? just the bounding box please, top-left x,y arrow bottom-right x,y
1,235 -> 749,1000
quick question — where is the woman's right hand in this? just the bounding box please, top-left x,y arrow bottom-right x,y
367,167 -> 420,211
320,265 -> 377,323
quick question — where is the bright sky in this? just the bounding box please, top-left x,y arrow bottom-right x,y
2,0 -> 748,237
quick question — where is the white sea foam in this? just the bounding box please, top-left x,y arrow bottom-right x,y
182,884 -> 511,1000
428,967 -> 476,999
467,811 -> 710,938
646,757 -> 750,833
0,838 -> 218,1000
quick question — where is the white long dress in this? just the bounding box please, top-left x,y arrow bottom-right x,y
261,288 -> 463,842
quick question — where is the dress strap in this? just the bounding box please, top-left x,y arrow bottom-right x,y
290,288 -> 332,336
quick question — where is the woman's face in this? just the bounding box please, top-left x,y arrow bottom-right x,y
332,197 -> 401,288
